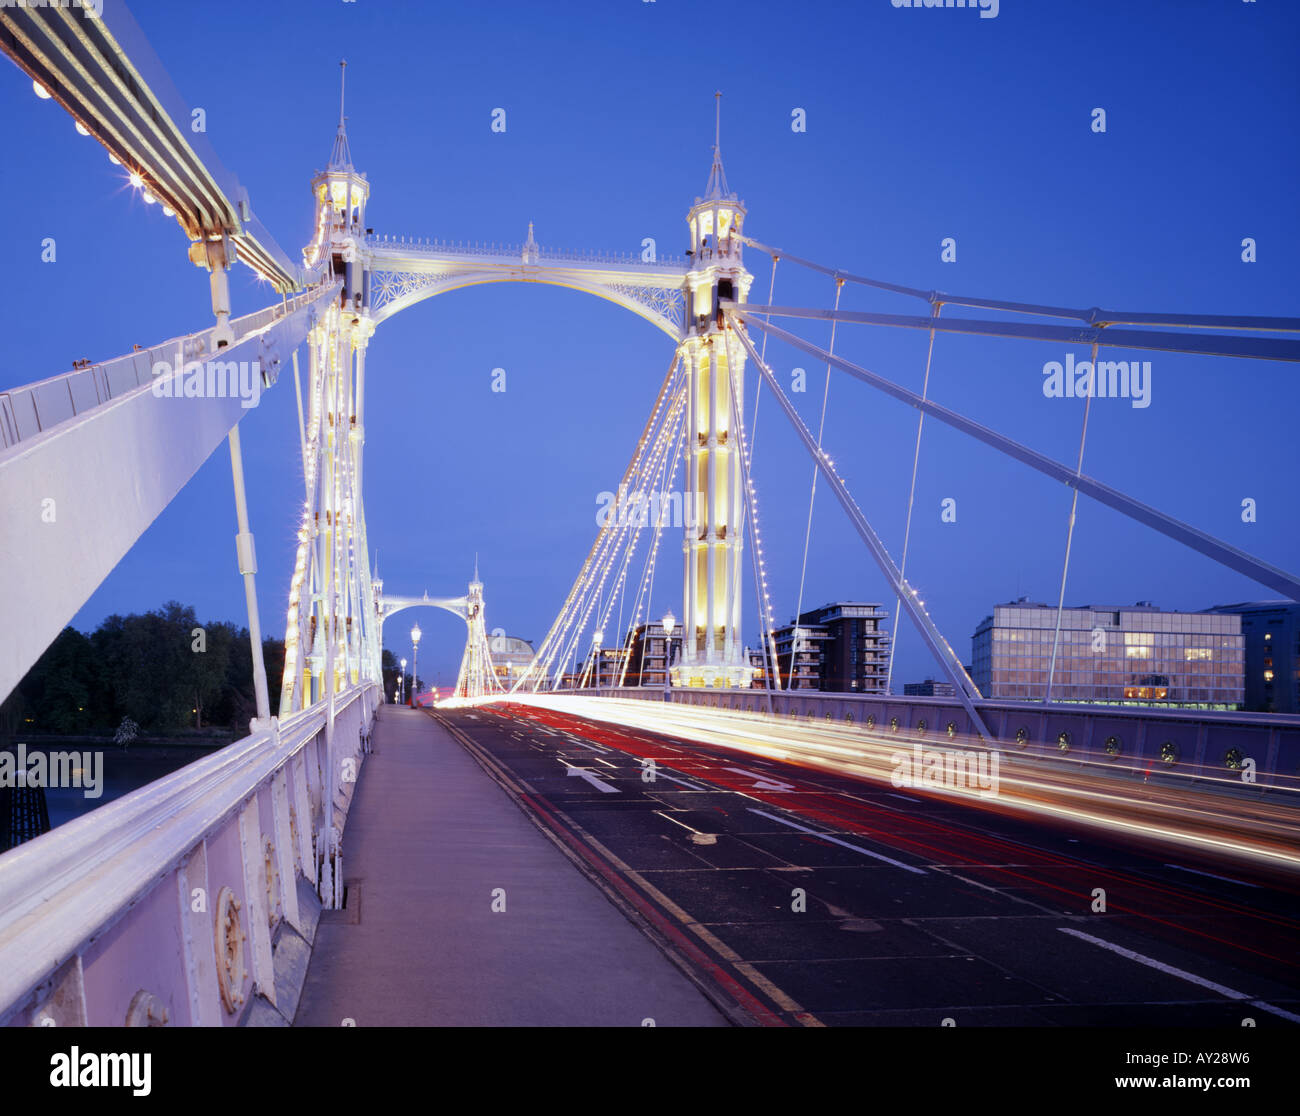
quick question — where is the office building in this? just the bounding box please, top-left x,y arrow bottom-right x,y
1205,601 -> 1300,714
971,599 -> 1243,707
904,678 -> 955,697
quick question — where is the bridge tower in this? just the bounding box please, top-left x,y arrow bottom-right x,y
454,562 -> 499,699
280,62 -> 381,714
674,95 -> 754,688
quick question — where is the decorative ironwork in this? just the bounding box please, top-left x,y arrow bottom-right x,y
214,886 -> 247,1015
605,282 -> 684,329
368,269 -> 457,314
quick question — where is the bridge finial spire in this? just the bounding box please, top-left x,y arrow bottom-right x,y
704,90 -> 730,200
328,59 -> 354,171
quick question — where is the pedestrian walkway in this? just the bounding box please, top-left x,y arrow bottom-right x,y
294,706 -> 726,1026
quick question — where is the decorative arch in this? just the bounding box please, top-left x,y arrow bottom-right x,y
368,269 -> 685,341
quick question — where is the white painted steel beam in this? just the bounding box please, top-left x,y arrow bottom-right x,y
0,1 -> 304,290
0,284 -> 339,703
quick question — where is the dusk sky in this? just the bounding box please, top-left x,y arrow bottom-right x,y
2,0 -> 1297,690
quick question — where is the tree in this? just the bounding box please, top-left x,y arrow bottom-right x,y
24,627 -> 98,734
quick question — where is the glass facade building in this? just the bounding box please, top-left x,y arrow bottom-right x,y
971,600 -> 1243,708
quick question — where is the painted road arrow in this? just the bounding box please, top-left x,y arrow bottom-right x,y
724,766 -> 796,792
564,765 -> 620,793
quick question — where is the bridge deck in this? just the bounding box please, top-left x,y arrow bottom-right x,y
293,706 -> 726,1026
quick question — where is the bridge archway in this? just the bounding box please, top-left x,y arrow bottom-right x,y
368,270 -> 685,342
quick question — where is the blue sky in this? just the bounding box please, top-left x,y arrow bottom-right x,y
2,0 -> 1297,690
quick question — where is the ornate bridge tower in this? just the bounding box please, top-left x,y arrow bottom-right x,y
674,97 -> 754,688
280,64 -> 381,714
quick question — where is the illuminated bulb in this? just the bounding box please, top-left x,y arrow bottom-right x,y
129,172 -> 143,188
75,120 -> 90,136
143,191 -> 157,205
33,80 -> 52,100
163,205 -> 175,217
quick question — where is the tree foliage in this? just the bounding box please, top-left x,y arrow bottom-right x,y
2,601 -> 286,736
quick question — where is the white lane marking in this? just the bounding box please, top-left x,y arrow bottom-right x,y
654,811 -> 717,844
649,768 -> 708,791
884,792 -> 922,804
564,734 -> 609,752
1164,863 -> 1260,889
563,765 -> 620,794
724,767 -> 796,792
1056,928 -> 1300,1019
747,808 -> 926,875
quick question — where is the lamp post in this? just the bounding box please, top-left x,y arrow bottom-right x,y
592,629 -> 603,692
661,611 -> 675,699
399,657 -> 407,704
411,624 -> 422,707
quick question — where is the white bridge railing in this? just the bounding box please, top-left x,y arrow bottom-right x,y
0,682 -> 379,1027
0,284 -> 334,450
365,233 -> 688,270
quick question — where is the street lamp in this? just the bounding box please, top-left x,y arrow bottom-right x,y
399,657 -> 407,705
411,624 -> 422,707
592,629 -> 603,692
661,611 -> 675,697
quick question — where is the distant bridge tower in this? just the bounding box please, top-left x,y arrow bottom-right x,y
454,563 -> 501,699
675,94 -> 754,688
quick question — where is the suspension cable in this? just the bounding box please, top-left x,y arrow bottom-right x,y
886,304 -> 942,695
750,253 -> 780,454
790,278 -> 843,688
728,349 -> 780,709
546,376 -> 687,689
1046,339 -> 1099,702
623,404 -> 687,687
515,351 -> 682,691
738,234 -> 1300,333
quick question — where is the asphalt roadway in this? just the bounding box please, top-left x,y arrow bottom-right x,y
437,701 -> 1300,1027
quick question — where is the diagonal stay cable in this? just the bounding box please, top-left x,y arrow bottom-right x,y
727,309 -> 994,744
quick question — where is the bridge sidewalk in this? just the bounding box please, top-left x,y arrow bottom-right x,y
293,706 -> 726,1026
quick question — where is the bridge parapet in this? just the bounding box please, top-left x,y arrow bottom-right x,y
0,283 -> 337,451
0,682 -> 379,1027
565,687 -> 1300,791
365,234 -> 688,272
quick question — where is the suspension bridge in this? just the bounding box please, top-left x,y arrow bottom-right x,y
0,2 -> 1297,1029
